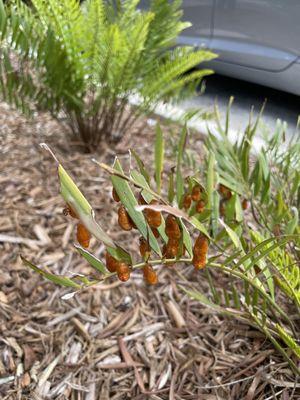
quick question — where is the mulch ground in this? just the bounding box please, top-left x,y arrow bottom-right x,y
0,103 -> 299,400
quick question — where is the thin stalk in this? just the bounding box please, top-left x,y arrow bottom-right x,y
85,257 -> 193,287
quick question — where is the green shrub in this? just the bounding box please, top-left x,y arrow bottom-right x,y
0,0 -> 215,150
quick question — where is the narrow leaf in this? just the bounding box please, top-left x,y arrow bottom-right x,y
75,245 -> 108,274
176,126 -> 188,204
219,219 -> 242,249
154,124 -> 164,194
130,149 -> 150,184
21,256 -> 81,288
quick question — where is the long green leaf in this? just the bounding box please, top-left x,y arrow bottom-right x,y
154,124 -> 164,194
130,149 -> 150,184
21,256 -> 81,288
176,126 -> 187,205
219,219 -> 242,249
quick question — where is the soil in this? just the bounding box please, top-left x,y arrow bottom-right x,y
0,103 -> 299,400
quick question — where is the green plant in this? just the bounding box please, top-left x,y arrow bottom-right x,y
0,0 -> 215,150
22,115 -> 300,375
206,99 -> 300,239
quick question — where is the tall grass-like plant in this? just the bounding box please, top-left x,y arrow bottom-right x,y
0,0 -> 215,150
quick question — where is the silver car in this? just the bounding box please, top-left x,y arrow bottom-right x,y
142,1 -> 300,96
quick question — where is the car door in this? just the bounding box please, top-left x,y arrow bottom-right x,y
139,1 -> 214,49
177,1 -> 214,49
211,0 -> 300,71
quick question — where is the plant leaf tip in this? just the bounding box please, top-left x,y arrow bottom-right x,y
39,143 -> 59,164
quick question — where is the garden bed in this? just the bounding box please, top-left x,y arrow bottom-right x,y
0,104 -> 299,399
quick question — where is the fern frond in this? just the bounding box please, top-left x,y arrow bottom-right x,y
142,47 -> 216,101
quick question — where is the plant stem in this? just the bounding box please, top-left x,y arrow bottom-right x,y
86,256 -> 194,287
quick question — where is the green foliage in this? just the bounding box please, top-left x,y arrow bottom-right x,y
0,0 -> 215,150
21,107 -> 299,374
206,100 -> 300,238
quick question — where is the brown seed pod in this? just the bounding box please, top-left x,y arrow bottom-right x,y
112,187 -> 120,202
183,194 -> 192,210
195,200 -> 205,213
242,198 -> 249,210
117,262 -> 131,282
118,205 -> 133,231
192,255 -> 207,270
193,234 -> 209,259
118,271 -> 131,282
143,264 -> 158,285
139,237 -> 151,258
105,252 -> 119,273
63,203 -> 78,219
145,200 -> 162,228
165,215 -> 181,239
151,227 -> 160,238
165,237 -> 179,258
191,185 -> 202,202
76,223 -> 91,248
218,184 -> 232,200
117,262 -> 130,274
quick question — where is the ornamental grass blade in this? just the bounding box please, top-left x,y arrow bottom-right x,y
21,256 -> 81,288
130,148 -> 150,184
74,245 -> 108,275
176,126 -> 187,205
112,158 -> 161,256
154,124 -> 164,194
206,151 -> 215,210
206,151 -> 219,236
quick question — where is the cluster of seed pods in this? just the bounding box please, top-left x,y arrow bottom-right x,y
112,189 -> 161,284
218,184 -> 249,216
62,183 -> 210,285
182,184 -> 206,214
111,184 -> 209,284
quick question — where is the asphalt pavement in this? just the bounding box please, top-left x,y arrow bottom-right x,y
179,74 -> 300,138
